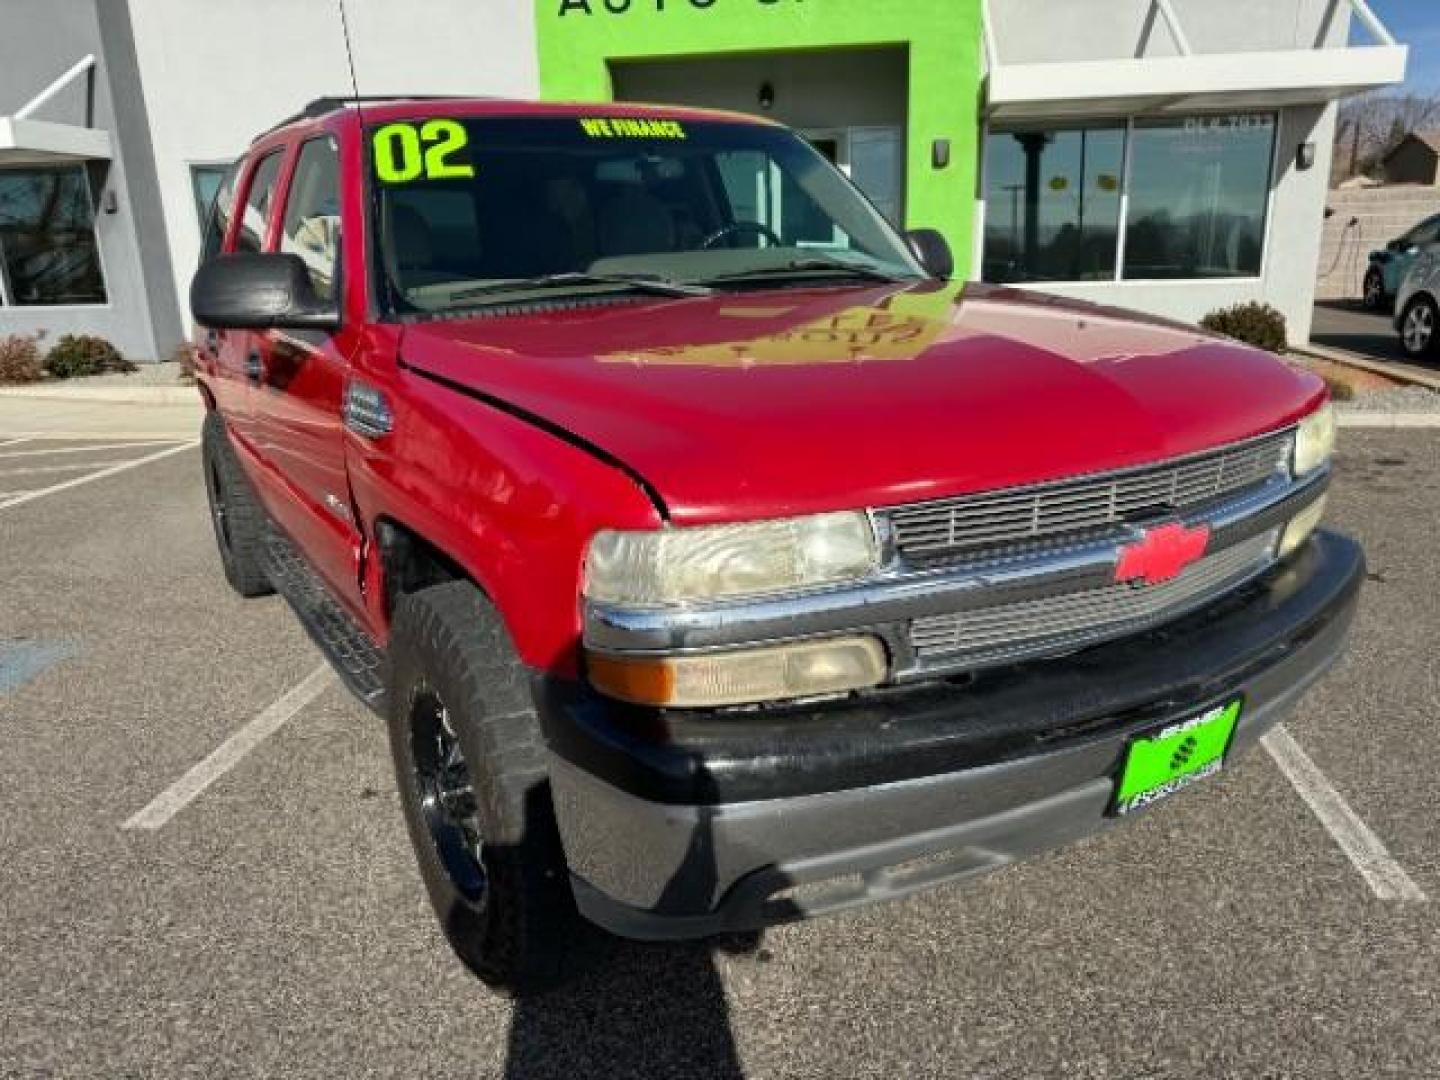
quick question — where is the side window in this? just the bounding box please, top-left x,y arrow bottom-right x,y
279,136 -> 342,301
1404,216 -> 1440,248
198,162 -> 239,265
235,150 -> 285,254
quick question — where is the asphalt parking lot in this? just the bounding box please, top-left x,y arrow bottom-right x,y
2,429 -> 1439,1079
1312,300 -> 1439,376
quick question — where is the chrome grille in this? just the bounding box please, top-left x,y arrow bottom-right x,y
886,431 -> 1293,561
910,530 -> 1277,667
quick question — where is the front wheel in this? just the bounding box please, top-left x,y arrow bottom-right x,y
1363,267 -> 1387,311
386,580 -> 576,996
1399,295 -> 1439,358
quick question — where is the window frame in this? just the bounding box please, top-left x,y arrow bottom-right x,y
233,145 -> 288,256
275,134 -> 343,305
980,111 -> 1281,288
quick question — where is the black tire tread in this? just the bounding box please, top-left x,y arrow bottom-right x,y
201,412 -> 273,598
387,580 -> 574,996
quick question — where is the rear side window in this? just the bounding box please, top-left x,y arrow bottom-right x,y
279,136 -> 342,301
236,150 -> 285,254
198,162 -> 239,264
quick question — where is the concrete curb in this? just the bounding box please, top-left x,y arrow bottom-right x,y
1294,342 -> 1440,393
0,385 -> 201,406
1337,411 -> 1440,429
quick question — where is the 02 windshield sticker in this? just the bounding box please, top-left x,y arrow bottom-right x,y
578,117 -> 687,140
372,120 -> 475,183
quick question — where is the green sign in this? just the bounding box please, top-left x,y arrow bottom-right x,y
534,0 -> 983,276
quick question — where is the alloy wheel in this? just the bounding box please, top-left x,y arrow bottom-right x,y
1403,302 -> 1435,355
411,689 -> 487,903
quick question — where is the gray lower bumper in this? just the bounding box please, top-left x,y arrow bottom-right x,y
551,543 -> 1358,941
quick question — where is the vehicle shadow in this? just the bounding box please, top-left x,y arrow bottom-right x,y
502,930 -> 754,1080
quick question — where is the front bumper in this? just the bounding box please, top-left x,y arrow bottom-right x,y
540,530 -> 1363,941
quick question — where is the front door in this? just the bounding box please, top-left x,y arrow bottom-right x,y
247,134 -> 363,613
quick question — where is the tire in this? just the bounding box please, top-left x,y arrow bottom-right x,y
1399,295 -> 1439,359
1363,267 -> 1387,311
386,580 -> 576,996
201,412 -> 274,598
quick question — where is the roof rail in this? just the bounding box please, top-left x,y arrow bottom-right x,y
251,94 -> 497,143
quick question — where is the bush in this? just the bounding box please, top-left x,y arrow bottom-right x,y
0,334 -> 45,384
1199,302 -> 1288,354
1322,374 -> 1356,402
170,341 -> 198,383
43,333 -> 136,379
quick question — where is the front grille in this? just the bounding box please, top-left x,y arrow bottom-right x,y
909,530 -> 1277,668
886,431 -> 1293,563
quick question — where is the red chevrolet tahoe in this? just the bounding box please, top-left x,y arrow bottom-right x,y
190,97 -> 1360,995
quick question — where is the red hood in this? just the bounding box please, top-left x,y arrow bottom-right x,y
400,282 -> 1325,525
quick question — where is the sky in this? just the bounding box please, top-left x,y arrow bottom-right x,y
1367,0 -> 1440,95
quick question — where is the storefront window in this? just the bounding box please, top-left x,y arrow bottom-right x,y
1123,115 -> 1275,280
982,127 -> 1123,283
190,164 -> 232,233
982,114 -> 1276,285
0,166 -> 107,306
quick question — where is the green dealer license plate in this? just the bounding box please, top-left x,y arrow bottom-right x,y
1112,699 -> 1242,816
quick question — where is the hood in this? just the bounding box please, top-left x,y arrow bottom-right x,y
400,282 -> 1325,525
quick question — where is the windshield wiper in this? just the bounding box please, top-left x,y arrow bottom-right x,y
700,258 -> 912,286
447,271 -> 713,304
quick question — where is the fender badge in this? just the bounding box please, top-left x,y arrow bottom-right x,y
1115,522 -> 1210,586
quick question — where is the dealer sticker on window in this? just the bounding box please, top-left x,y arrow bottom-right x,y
1112,699 -> 1242,816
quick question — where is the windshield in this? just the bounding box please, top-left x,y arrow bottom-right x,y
367,115 -> 923,316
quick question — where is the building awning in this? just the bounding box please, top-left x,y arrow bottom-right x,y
0,55 -> 111,167
0,116 -> 112,166
986,45 -> 1408,122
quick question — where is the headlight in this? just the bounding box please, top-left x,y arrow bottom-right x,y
1293,403 -> 1336,477
584,511 -> 880,607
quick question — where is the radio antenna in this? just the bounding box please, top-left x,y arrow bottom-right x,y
336,0 -> 363,106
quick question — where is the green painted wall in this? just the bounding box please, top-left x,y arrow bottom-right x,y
534,0 -> 982,277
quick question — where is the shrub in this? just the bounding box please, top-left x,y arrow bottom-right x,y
0,334 -> 45,384
170,341 -> 198,383
1199,302 -> 1288,354
1322,374 -> 1356,402
43,333 -> 136,379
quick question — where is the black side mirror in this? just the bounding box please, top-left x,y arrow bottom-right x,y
906,228 -> 954,280
191,253 -> 339,332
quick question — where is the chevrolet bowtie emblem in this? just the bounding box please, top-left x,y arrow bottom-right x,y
1114,522 -> 1210,586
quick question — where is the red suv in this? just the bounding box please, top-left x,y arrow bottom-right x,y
191,96 -> 1359,995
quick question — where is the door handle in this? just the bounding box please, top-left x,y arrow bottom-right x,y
244,349 -> 262,384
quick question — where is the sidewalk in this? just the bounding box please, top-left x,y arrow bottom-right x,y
0,366 -> 202,439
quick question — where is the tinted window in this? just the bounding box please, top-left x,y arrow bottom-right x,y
198,162 -> 239,265
1123,115 -> 1275,280
0,166 -> 107,305
236,150 -> 285,254
1401,215 -> 1440,247
369,117 -> 921,316
982,127 -> 1124,283
279,137 -> 342,301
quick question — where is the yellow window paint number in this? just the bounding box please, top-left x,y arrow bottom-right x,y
373,120 -> 475,183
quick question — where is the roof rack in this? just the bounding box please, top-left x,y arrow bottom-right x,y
251,94 -> 495,143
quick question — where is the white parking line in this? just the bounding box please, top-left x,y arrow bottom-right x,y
0,441 -> 198,511
0,436 -> 34,448
123,665 -> 336,831
1263,725 -> 1427,902
0,461 -> 122,477
0,440 -> 181,459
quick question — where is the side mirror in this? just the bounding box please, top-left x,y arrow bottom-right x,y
906,228 -> 954,280
191,253 -> 339,332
